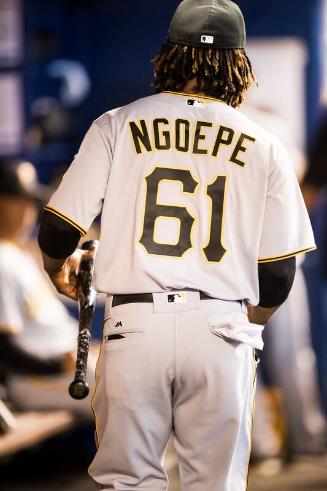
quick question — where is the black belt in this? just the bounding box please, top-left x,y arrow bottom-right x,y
112,291 -> 215,307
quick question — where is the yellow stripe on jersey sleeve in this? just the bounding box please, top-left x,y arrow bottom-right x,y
44,205 -> 87,236
258,246 -> 317,264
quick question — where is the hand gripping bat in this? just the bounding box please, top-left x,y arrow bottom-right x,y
69,240 -> 98,400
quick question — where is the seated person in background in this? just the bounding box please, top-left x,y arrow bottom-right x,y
0,161 -> 95,419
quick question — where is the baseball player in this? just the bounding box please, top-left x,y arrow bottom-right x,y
38,1 -> 316,489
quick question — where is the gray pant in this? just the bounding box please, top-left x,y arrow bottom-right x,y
89,293 -> 256,490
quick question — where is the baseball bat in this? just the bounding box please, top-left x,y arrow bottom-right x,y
69,240 -> 98,400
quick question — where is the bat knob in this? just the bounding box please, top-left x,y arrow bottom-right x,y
69,380 -> 90,400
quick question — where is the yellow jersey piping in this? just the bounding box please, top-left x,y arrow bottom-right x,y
245,349 -> 257,490
258,246 -> 316,264
87,325 -> 105,479
44,205 -> 87,236
162,90 -> 225,104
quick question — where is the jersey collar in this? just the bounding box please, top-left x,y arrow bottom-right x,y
162,90 -> 226,105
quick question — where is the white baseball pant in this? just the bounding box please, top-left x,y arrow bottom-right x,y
89,292 -> 257,490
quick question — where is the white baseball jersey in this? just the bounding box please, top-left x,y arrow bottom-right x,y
47,91 -> 316,305
0,242 -> 77,357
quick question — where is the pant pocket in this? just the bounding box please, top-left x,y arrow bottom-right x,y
104,330 -> 143,343
103,314 -> 146,350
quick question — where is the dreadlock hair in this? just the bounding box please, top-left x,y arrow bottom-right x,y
153,40 -> 256,108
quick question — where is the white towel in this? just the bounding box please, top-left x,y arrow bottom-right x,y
208,311 -> 264,350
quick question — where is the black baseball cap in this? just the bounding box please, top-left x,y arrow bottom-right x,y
0,161 -> 49,203
168,0 -> 246,49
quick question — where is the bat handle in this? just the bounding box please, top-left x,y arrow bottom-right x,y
69,327 -> 91,400
69,239 -> 98,401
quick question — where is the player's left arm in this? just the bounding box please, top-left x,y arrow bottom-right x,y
252,138 -> 316,325
248,256 -> 296,325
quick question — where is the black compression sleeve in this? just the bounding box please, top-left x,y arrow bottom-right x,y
258,257 -> 296,308
38,210 -> 81,259
0,333 -> 63,376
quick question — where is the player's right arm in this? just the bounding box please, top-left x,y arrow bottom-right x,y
38,121 -> 112,299
40,247 -> 88,301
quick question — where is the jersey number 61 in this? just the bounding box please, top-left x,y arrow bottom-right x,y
139,166 -> 227,263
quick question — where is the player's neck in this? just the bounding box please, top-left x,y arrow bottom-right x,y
181,80 -> 223,101
182,80 -> 207,97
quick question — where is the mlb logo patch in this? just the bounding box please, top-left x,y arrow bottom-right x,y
201,35 -> 214,44
187,99 -> 205,108
168,292 -> 187,304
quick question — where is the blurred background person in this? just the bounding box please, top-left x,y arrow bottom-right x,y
0,160 -> 96,419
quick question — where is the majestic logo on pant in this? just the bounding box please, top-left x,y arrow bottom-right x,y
115,321 -> 123,327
